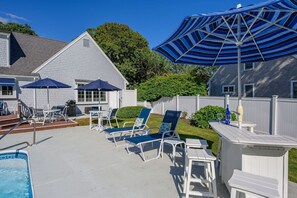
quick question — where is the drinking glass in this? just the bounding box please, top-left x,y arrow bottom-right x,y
217,113 -> 223,124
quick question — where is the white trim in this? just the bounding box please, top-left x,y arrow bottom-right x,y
244,62 -> 255,71
290,80 -> 297,98
7,33 -> 10,66
243,83 -> 255,97
222,85 -> 235,94
0,74 -> 38,80
32,32 -> 128,85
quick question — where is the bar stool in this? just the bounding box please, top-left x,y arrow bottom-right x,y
186,138 -> 208,150
228,170 -> 280,198
161,137 -> 185,163
183,148 -> 217,198
185,138 -> 210,181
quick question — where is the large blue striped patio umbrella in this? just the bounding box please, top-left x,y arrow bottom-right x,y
154,0 -> 297,128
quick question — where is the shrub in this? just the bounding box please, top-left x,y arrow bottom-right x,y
192,105 -> 236,128
116,106 -> 143,118
137,74 -> 207,101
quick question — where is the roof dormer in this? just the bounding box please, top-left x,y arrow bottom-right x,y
0,31 -> 11,67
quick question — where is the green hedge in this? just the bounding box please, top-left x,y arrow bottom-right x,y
192,105 -> 236,128
137,74 -> 207,102
116,106 -> 143,118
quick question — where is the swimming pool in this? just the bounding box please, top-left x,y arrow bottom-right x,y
0,150 -> 34,198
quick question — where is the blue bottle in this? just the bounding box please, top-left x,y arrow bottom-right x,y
225,104 -> 231,125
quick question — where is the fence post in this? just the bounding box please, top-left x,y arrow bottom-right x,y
271,95 -> 278,135
144,100 -> 147,108
224,94 -> 230,108
196,95 -> 200,111
176,95 -> 179,111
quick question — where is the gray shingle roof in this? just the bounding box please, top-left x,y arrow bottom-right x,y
0,32 -> 67,76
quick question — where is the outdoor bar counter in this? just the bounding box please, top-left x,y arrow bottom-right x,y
209,121 -> 297,198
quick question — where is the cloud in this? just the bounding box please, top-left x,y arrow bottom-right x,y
0,17 -> 8,23
0,12 -> 28,24
5,13 -> 28,22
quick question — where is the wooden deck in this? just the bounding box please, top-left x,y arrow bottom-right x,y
0,114 -> 78,135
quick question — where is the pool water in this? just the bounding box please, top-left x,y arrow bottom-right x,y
0,151 -> 33,198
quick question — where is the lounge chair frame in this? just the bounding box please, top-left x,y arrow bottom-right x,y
125,110 -> 181,162
104,108 -> 151,147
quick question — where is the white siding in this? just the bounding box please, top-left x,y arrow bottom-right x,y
36,34 -> 127,113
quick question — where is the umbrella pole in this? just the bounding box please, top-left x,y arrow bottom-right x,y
47,87 -> 50,110
237,46 -> 243,129
237,14 -> 243,129
98,89 -> 101,127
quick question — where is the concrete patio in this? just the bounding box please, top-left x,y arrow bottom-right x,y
0,126 -> 296,198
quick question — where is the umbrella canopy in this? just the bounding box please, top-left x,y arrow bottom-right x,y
22,78 -> 71,109
75,79 -> 121,111
154,0 -> 297,127
22,78 -> 71,89
75,79 -> 121,91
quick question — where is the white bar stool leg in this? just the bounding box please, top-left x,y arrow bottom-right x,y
183,155 -> 189,193
185,159 -> 192,198
206,161 -> 212,191
230,188 -> 237,198
211,160 -> 218,198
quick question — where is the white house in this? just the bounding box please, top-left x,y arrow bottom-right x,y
0,31 -> 135,114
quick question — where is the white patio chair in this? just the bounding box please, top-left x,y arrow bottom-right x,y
54,106 -> 69,122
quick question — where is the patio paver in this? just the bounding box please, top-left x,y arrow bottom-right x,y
0,126 -> 295,198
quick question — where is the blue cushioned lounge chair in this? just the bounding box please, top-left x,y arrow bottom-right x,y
125,110 -> 181,162
104,108 -> 151,147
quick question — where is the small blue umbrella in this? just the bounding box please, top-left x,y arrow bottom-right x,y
75,79 -> 121,110
22,78 -> 71,109
75,79 -> 121,92
154,0 -> 297,128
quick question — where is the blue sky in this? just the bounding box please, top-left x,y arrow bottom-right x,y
1,0 -> 264,48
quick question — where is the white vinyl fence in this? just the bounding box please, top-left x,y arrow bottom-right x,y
121,89 -> 137,107
138,95 -> 297,138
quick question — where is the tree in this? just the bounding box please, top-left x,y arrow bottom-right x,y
189,66 -> 218,84
0,22 -> 37,35
87,23 -> 153,86
87,23 -> 148,65
137,74 -> 207,101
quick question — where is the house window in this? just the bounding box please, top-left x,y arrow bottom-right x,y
0,85 -> 15,99
244,84 -> 254,97
291,80 -> 297,98
76,83 -> 107,103
1,86 -> 13,95
83,39 -> 90,47
222,85 -> 235,94
244,62 -> 254,71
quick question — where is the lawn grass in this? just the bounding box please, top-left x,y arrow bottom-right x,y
75,114 -> 297,183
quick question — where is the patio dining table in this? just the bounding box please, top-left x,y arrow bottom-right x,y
209,121 -> 297,198
89,110 -> 108,131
